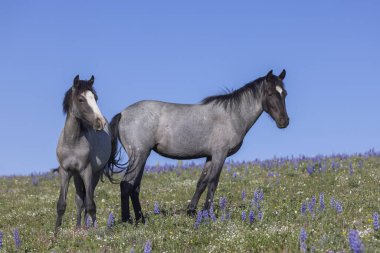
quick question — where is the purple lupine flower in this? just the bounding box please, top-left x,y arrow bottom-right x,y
226,212 -> 231,220
319,193 -> 325,211
358,160 -> 363,169
335,201 -> 343,214
306,164 -> 314,175
220,214 -> 225,222
311,195 -> 316,207
0,231 -> 3,249
253,190 -> 259,206
219,196 -> 227,210
348,229 -> 364,253
202,210 -> 209,220
258,189 -> 264,202
209,205 -> 217,222
249,210 -> 255,223
301,202 -> 307,215
349,162 -> 354,175
242,190 -> 246,201
130,247 -> 135,253
308,196 -> 315,214
299,228 -> 307,252
14,228 -> 21,249
242,211 -> 246,221
107,212 -> 115,228
330,197 -> 335,209
154,201 -> 160,214
253,189 -> 263,209
144,240 -> 152,253
258,211 -> 263,221
194,210 -> 203,229
31,176 -> 39,186
373,212 -> 379,231
233,172 -> 237,178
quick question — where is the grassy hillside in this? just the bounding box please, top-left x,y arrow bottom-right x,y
0,151 -> 379,252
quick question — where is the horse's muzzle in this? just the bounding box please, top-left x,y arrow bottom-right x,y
94,117 -> 106,131
277,117 -> 289,129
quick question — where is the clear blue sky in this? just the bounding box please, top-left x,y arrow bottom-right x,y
0,1 -> 379,175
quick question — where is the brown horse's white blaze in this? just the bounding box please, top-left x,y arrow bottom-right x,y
83,90 -> 106,131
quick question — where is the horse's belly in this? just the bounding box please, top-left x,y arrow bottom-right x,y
154,142 -> 208,160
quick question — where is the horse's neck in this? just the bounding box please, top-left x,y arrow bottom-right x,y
235,94 -> 264,134
63,113 -> 85,145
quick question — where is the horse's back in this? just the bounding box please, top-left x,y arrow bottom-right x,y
119,101 -> 168,150
119,100 -> 226,157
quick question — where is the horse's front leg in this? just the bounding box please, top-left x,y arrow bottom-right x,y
187,158 -> 212,216
55,167 -> 72,235
73,175 -> 85,228
203,152 -> 227,211
81,167 -> 97,227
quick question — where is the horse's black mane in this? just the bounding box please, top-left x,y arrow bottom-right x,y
201,76 -> 266,110
63,80 -> 97,114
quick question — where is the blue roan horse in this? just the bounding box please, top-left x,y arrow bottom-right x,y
107,70 -> 289,223
55,76 -> 111,233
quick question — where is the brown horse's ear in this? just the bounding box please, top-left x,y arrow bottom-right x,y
73,75 -> 80,88
279,69 -> 286,80
266,70 -> 273,80
89,75 -> 95,86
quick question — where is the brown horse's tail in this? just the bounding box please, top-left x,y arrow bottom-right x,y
105,113 -> 128,183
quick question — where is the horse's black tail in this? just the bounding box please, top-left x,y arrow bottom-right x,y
105,113 -> 129,183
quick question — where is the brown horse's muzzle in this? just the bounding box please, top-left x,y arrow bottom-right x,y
94,117 -> 106,131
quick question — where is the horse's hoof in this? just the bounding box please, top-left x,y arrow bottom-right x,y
54,228 -> 59,237
135,216 -> 146,225
187,209 -> 196,217
122,218 -> 133,224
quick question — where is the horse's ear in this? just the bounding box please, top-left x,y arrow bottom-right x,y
89,75 -> 95,86
73,75 -> 80,88
266,70 -> 273,81
279,69 -> 286,80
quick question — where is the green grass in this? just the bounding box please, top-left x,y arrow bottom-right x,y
0,156 -> 380,252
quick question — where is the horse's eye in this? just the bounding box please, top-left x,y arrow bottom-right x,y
78,98 -> 85,103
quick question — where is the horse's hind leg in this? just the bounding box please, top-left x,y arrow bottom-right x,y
121,150 -> 150,224
187,158 -> 212,216
73,175 -> 85,228
55,168 -> 72,234
131,184 -> 145,224
120,180 -> 132,223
